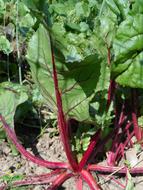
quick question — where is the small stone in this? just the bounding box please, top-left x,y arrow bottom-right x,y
35,166 -> 49,175
125,148 -> 138,167
2,145 -> 11,155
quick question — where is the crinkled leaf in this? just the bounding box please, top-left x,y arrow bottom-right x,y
79,22 -> 89,32
98,0 -> 129,47
23,0 -> 51,27
99,11 -> 117,47
112,14 -> 143,88
131,0 -> 143,14
113,14 -> 143,63
104,0 -> 129,20
19,13 -> 35,28
115,52 -> 143,88
75,2 -> 90,19
26,25 -> 102,123
50,1 -> 101,61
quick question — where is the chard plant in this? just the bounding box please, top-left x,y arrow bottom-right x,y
0,0 -> 143,189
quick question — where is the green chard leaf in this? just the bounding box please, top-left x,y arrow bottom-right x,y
98,0 -> 129,47
26,25 -> 104,123
0,35 -> 13,55
112,14 -> 143,88
131,0 -> 143,14
0,82 -> 28,128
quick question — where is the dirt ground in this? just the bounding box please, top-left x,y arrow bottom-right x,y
1,126 -> 143,190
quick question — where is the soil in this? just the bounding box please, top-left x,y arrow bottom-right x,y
1,125 -> 143,190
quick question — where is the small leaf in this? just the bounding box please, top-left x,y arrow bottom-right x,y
75,2 -> 90,18
0,82 -> 28,128
82,135 -> 91,151
0,35 -> 13,54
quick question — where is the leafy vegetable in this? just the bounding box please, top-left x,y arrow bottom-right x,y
26,24 -> 105,123
112,13 -> 143,88
1,0 -> 143,189
0,82 -> 28,128
0,35 -> 13,54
